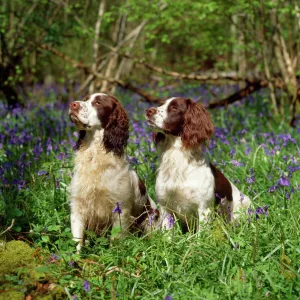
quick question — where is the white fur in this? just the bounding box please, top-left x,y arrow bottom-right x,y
69,93 -> 107,130
155,135 -> 250,229
148,97 -> 175,129
69,94 -> 156,251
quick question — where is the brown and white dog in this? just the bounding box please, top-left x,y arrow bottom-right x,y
69,93 -> 158,251
146,97 -> 250,230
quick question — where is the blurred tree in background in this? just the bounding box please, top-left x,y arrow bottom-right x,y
0,0 -> 299,123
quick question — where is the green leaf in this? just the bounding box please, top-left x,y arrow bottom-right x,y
111,226 -> 122,238
41,235 -> 50,243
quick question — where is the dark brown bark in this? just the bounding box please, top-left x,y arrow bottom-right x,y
206,81 -> 267,109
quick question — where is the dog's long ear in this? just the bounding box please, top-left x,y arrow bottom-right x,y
103,101 -> 129,157
181,100 -> 214,149
74,130 -> 86,150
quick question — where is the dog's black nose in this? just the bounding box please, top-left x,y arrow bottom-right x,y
69,102 -> 80,112
146,107 -> 157,117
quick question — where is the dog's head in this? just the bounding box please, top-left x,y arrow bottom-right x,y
69,93 -> 129,156
146,97 -> 214,148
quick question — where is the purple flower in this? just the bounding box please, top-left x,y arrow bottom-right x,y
55,180 -> 60,189
46,137 -> 53,154
244,147 -> 252,156
83,280 -> 90,292
129,157 -> 139,165
165,296 -> 173,300
248,206 -> 268,221
49,254 -> 59,262
113,202 -> 122,214
268,185 -> 277,193
248,206 -> 269,220
278,176 -> 290,186
57,152 -> 66,161
15,180 -> 26,190
68,261 -> 75,268
37,171 -> 48,176
230,147 -> 236,156
231,160 -> 242,167
167,214 -> 175,229
286,192 -> 290,200
148,213 -> 155,226
246,176 -> 256,184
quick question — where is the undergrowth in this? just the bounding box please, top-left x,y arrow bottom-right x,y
0,84 -> 299,299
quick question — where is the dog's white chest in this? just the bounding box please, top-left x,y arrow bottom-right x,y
155,148 -> 215,219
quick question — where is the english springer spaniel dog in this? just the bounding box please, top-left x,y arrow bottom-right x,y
69,93 -> 158,251
146,97 -> 250,230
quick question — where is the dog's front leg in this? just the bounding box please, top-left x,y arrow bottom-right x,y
70,208 -> 85,252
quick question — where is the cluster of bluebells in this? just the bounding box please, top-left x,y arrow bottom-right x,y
248,206 -> 268,222
0,83 -> 299,229
268,176 -> 297,200
83,280 -> 90,292
0,100 -> 74,194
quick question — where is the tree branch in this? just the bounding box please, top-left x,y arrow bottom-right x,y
38,45 -> 298,110
90,0 -> 106,93
122,53 -> 259,83
0,219 -> 15,236
39,44 -> 88,69
93,71 -> 161,103
206,81 -> 267,109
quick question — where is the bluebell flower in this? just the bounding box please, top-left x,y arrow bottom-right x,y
246,176 -> 256,184
49,254 -> 59,262
83,280 -> 90,292
113,202 -> 122,214
167,214 -> 175,229
268,185 -> 277,193
230,147 -> 236,156
278,176 -> 290,186
68,261 -> 75,268
37,171 -> 48,176
231,160 -> 242,167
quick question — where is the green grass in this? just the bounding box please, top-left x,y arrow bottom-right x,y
0,86 -> 299,299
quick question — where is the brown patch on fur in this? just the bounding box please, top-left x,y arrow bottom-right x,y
164,97 -> 190,136
152,132 -> 165,146
138,177 -> 146,196
74,130 -> 86,150
181,99 -> 214,148
210,163 -> 233,203
92,94 -> 129,157
134,196 -> 160,228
